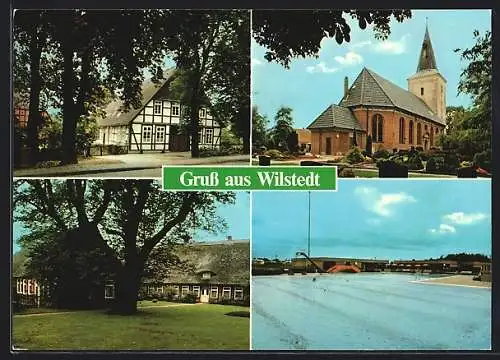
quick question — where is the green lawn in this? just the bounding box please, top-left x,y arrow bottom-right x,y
12,304 -> 249,350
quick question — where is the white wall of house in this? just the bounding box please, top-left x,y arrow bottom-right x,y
96,98 -> 220,152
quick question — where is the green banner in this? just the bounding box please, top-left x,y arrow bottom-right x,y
162,166 -> 337,191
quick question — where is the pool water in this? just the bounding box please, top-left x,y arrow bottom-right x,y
251,273 -> 491,350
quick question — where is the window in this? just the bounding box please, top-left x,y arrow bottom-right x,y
156,286 -> 163,294
28,280 -> 33,295
155,126 -> 165,143
173,286 -> 180,295
409,120 -> 414,145
430,126 -> 434,146
234,287 -> 243,300
399,117 -> 405,144
142,125 -> 152,142
104,284 -> 115,299
202,272 -> 211,279
205,128 -> 213,144
222,287 -> 231,299
192,286 -> 200,297
172,104 -> 180,116
372,114 -> 384,142
197,131 -> 202,143
153,100 -> 162,115
420,87 -> 424,96
199,108 -> 206,118
417,123 -> 422,145
181,286 -> 190,296
23,280 -> 27,294
210,286 -> 219,298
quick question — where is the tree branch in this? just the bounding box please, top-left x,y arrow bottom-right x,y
92,182 -> 113,224
140,193 -> 197,261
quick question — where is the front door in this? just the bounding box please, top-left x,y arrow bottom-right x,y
325,137 -> 332,155
200,287 -> 209,303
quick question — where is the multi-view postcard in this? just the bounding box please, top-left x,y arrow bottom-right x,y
10,7 -> 493,354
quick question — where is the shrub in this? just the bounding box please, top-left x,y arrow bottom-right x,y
415,146 -> 424,152
339,168 -> 356,177
345,147 -> 364,164
181,293 -> 197,304
443,152 -> 460,172
425,156 -> 445,173
373,148 -> 391,159
406,154 -> 424,170
473,149 -> 491,171
106,144 -> 127,155
377,159 -> 408,178
265,149 -> 284,160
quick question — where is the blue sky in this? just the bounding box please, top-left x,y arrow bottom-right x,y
251,9 -> 492,129
12,191 -> 250,254
252,180 -> 491,260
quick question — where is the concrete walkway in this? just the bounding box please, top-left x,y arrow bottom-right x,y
13,153 -> 250,178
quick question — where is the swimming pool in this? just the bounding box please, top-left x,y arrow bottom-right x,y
251,273 -> 491,350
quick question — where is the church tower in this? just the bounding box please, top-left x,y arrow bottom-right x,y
408,23 -> 447,121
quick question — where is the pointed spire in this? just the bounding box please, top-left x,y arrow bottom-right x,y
417,22 -> 437,72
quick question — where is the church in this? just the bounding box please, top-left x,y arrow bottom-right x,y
307,25 -> 447,156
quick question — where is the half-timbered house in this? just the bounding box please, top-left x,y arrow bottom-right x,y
95,68 -> 221,153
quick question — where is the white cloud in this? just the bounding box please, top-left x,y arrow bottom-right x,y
349,40 -> 372,50
372,34 -> 409,55
252,58 -> 263,66
443,212 -> 488,225
306,62 -> 339,74
334,51 -> 363,66
429,224 -> 456,235
354,187 -> 416,217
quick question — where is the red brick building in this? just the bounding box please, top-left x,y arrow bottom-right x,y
307,25 -> 446,155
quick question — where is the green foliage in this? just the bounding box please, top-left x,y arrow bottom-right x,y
13,180 -> 236,313
269,107 -> 295,152
344,147 -> 364,164
220,128 -> 242,148
252,10 -> 412,67
287,131 -> 299,154
372,148 -> 391,159
425,156 -> 445,173
439,31 -> 492,169
338,167 -> 356,177
198,147 -> 243,157
406,153 -> 424,170
181,293 -> 198,304
264,149 -> 284,160
252,106 -> 270,148
473,149 -> 491,171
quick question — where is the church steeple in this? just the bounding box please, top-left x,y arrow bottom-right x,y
417,22 -> 437,72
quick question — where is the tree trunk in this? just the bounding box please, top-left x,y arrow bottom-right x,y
190,97 -> 201,158
27,24 -> 44,165
114,262 -> 142,314
60,35 -> 78,165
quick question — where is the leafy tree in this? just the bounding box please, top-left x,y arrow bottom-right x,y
270,107 -> 295,151
252,106 -> 270,148
163,10 -> 250,157
439,31 -> 492,167
252,10 -> 412,67
13,180 -> 235,314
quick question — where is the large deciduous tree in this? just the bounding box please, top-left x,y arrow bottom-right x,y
270,107 -> 295,151
252,10 -> 412,67
163,10 -> 250,157
13,180 -> 234,314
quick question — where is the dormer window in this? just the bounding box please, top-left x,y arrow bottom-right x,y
202,272 -> 211,279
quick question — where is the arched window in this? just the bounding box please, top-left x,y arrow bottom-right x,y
409,120 -> 414,145
417,123 -> 422,145
372,114 -> 384,143
399,117 -> 405,144
430,126 -> 434,146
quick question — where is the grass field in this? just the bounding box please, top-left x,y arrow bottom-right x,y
12,303 -> 249,350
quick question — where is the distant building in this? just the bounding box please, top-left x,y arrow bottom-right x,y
307,25 -> 446,155
291,257 -> 389,273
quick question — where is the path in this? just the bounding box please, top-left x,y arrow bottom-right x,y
14,153 -> 250,178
